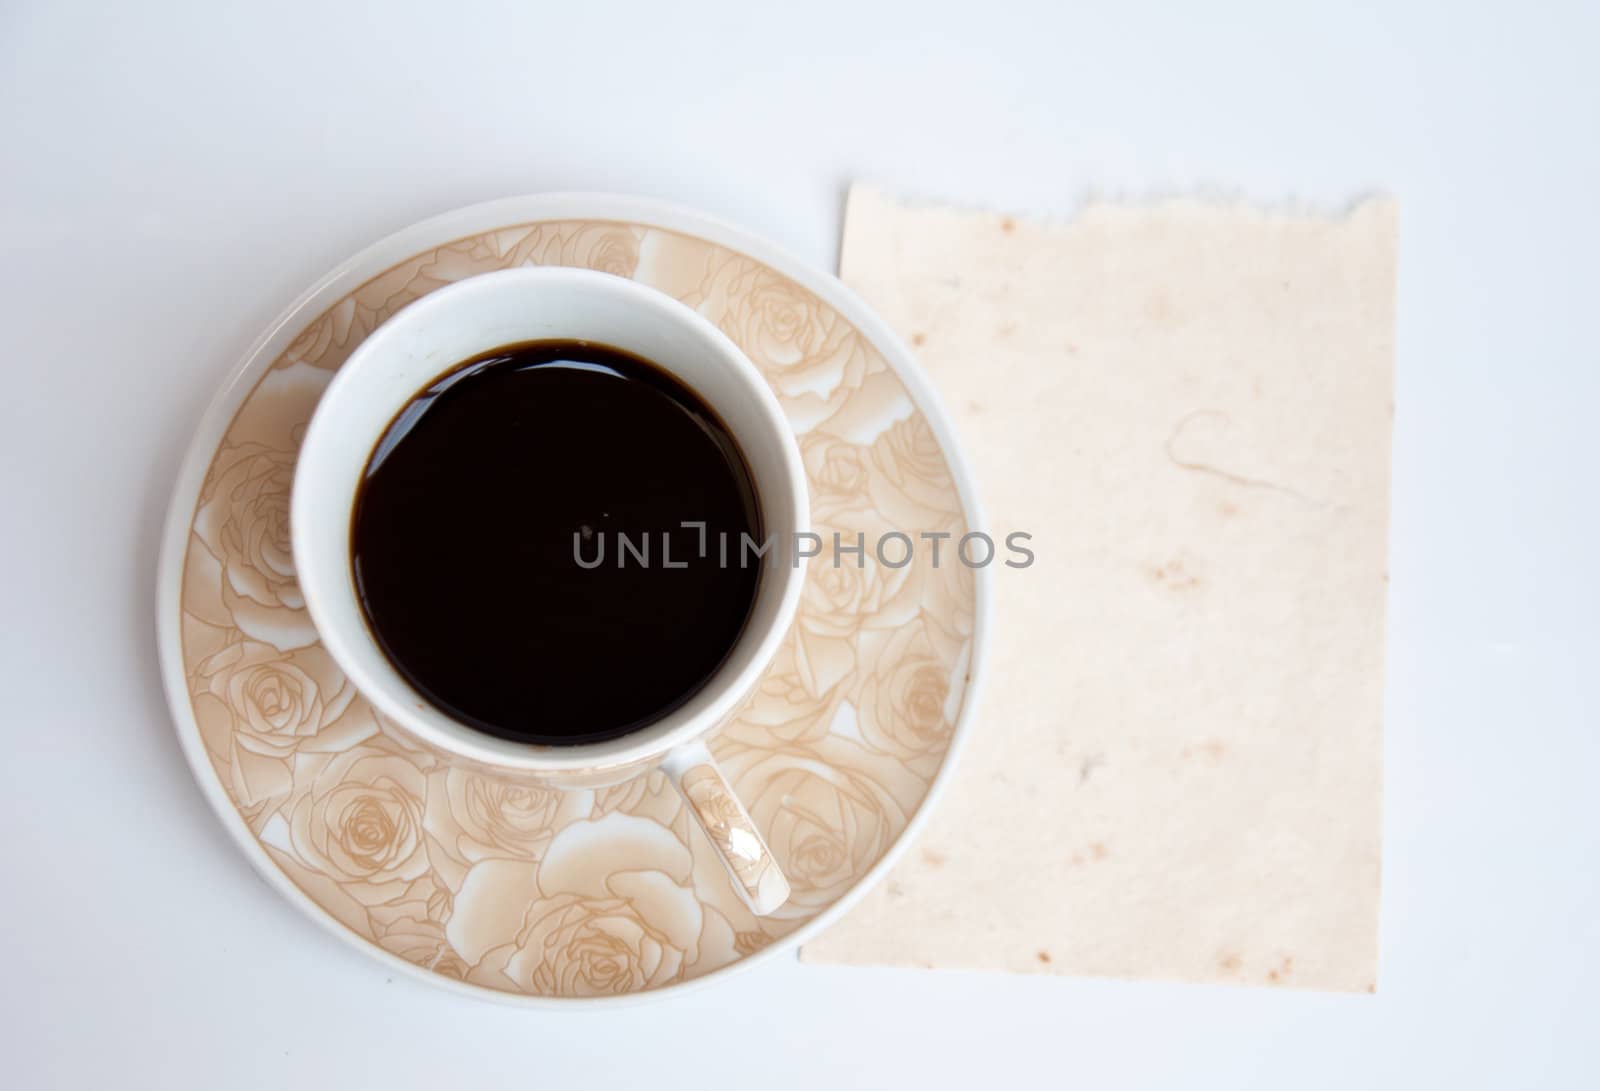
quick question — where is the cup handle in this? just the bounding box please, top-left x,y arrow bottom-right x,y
661,742 -> 791,916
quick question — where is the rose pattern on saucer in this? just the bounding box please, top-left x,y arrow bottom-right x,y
179,220 -> 976,998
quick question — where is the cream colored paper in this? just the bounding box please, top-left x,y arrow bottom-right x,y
800,186 -> 1394,991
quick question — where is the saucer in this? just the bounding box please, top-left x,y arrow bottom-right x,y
156,194 -> 990,1004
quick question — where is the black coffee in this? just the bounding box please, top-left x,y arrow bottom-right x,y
351,340 -> 762,746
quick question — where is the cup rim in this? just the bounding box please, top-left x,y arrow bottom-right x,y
290,266 -> 810,775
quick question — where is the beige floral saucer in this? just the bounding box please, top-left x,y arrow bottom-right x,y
156,194 -> 989,1005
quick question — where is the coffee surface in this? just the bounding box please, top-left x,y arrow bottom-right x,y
351,340 -> 762,745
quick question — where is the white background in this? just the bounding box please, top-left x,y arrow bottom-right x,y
3,1 -> 1597,1087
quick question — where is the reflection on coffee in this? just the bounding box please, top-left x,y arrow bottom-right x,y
351,340 -> 762,746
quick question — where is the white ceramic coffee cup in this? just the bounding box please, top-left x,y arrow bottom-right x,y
291,267 -> 805,915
